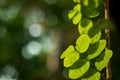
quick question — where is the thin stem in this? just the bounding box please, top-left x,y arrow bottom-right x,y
105,0 -> 111,80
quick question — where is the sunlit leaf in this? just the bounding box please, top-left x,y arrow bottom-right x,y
60,45 -> 74,59
81,68 -> 101,80
97,18 -> 112,29
95,50 -> 113,71
88,26 -> 101,44
72,13 -> 82,25
78,18 -> 93,34
83,0 -> 89,6
69,59 -> 90,79
85,7 -> 99,18
73,4 -> 81,12
76,34 -> 90,53
68,10 -> 77,19
73,0 -> 81,3
64,51 -> 80,67
87,40 -> 106,60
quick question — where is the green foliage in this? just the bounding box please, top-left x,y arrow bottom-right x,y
60,0 -> 113,80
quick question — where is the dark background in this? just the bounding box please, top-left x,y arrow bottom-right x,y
109,0 -> 120,80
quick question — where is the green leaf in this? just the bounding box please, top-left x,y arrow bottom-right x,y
81,68 -> 101,80
95,50 -> 113,71
88,26 -> 101,44
87,40 -> 106,60
73,4 -> 81,12
72,13 -> 82,25
97,18 -> 112,29
68,10 -> 77,19
83,0 -> 89,6
76,34 -> 90,53
78,18 -> 93,34
60,45 -> 74,59
94,0 -> 99,8
73,0 -> 81,3
85,7 -> 99,18
64,51 -> 79,67
69,59 -> 90,79
88,0 -> 99,8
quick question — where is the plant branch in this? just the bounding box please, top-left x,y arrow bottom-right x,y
105,0 -> 111,80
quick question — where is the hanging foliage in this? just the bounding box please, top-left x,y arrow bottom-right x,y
60,0 -> 113,79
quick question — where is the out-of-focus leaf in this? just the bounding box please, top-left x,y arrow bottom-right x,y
83,0 -> 89,6
73,0 -> 81,3
94,0 -> 99,8
97,18 -> 112,29
88,0 -> 99,8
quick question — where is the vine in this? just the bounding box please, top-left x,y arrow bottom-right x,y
105,0 -> 111,80
60,0 -> 113,80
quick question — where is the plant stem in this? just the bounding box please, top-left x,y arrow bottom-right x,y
105,0 -> 111,80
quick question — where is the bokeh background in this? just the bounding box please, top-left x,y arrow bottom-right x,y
0,0 -> 120,80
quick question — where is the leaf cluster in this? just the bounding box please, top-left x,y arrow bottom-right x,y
60,0 -> 113,80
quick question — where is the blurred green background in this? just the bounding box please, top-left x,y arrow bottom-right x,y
0,0 -> 120,80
